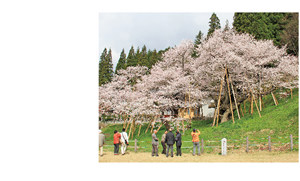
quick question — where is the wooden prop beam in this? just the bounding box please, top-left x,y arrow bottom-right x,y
128,119 -> 133,139
229,75 -> 240,119
157,122 -> 163,132
138,124 -> 142,136
271,92 -> 277,106
125,117 -> 131,132
145,116 -> 155,133
131,120 -> 136,139
182,120 -> 185,134
123,115 -> 126,128
225,68 -> 235,123
244,100 -> 246,115
244,73 -> 261,117
213,69 -> 225,127
240,104 -> 244,117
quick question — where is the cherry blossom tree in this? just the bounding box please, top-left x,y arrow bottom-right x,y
192,29 -> 298,123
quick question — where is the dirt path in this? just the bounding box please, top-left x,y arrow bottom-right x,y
99,151 -> 298,162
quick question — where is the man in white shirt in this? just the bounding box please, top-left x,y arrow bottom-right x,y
120,128 -> 129,155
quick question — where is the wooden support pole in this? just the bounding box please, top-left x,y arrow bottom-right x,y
244,74 -> 261,118
150,122 -> 154,134
123,115 -> 127,128
291,89 -> 293,99
248,96 -> 251,114
145,116 -> 155,133
135,139 -> 137,153
251,95 -> 254,114
213,69 -> 225,127
244,100 -> 246,115
157,122 -> 163,132
138,124 -> 142,136
259,95 -> 262,111
128,119 -> 133,138
271,92 -> 277,106
182,120 -> 185,135
229,75 -> 240,119
125,117 -> 131,132
268,136 -> 271,152
246,137 -> 249,153
240,104 -> 244,117
225,68 -> 235,123
201,138 -> 204,154
131,120 -> 136,139
290,134 -> 293,151
253,94 -> 261,117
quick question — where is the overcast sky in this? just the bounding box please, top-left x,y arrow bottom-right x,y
99,12 -> 235,71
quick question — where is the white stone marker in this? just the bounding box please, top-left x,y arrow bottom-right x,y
221,138 -> 227,155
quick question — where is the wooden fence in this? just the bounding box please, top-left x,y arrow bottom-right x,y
102,134 -> 298,154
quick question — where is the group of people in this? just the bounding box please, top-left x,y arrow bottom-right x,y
152,128 -> 201,157
98,128 -> 129,156
99,127 -> 202,157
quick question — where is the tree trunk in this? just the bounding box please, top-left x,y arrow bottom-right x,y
220,108 -> 231,123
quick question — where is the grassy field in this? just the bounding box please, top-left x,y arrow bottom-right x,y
100,88 -> 299,155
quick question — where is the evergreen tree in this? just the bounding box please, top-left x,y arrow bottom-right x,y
233,13 -> 287,46
99,48 -> 107,86
280,13 -> 298,56
138,45 -> 148,66
106,48 -> 114,82
207,13 -> 221,38
223,19 -> 230,31
146,49 -> 153,69
192,30 -> 203,57
135,47 -> 141,66
149,49 -> 158,68
99,48 -> 113,86
115,48 -> 126,74
126,45 -> 136,68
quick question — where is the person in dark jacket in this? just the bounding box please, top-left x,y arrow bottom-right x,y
165,128 -> 175,157
175,130 -> 182,156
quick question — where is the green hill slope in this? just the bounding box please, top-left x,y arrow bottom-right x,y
100,88 -> 299,154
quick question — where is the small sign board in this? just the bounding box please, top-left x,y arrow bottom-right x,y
221,138 -> 227,155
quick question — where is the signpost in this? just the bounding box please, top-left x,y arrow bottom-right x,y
221,138 -> 227,155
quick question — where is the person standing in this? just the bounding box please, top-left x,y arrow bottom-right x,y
165,128 -> 175,157
191,128 -> 201,156
113,130 -> 121,155
120,128 -> 129,155
99,129 -> 105,157
175,130 -> 182,156
151,130 -> 159,156
161,130 -> 167,154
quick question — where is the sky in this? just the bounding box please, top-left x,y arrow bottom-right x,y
99,12 -> 235,71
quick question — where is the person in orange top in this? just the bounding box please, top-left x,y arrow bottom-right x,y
113,130 -> 121,155
191,128 -> 201,156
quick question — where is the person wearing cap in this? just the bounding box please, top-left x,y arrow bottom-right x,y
175,130 -> 182,156
99,129 -> 105,157
165,128 -> 175,157
161,130 -> 168,154
191,128 -> 201,156
151,129 -> 159,157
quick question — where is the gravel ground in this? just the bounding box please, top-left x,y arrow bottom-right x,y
99,150 -> 299,162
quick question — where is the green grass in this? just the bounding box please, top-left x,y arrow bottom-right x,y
101,88 -> 299,154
